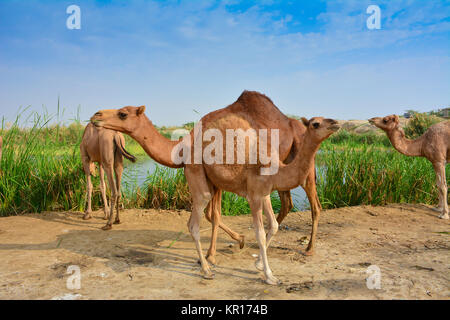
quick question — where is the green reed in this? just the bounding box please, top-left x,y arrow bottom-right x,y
0,109 -> 446,216
316,144 -> 447,208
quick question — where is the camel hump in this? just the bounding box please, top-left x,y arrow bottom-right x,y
237,90 -> 275,105
232,90 -> 289,125
113,133 -> 137,163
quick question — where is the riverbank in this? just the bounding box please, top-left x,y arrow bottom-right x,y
0,204 -> 448,299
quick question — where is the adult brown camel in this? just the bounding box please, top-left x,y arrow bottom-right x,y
91,91 -> 339,284
80,123 -> 137,228
369,115 -> 449,219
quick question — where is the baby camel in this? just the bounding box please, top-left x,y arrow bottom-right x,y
369,115 -> 449,219
80,123 -> 136,229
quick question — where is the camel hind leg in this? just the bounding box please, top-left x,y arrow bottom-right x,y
204,188 -> 245,265
99,165 -> 109,220
276,191 -> 294,225
102,163 -> 118,230
113,150 -> 124,224
81,148 -> 93,220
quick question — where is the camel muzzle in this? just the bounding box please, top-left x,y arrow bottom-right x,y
90,118 -> 102,127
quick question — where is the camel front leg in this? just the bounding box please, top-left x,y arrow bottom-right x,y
303,172 -> 322,256
185,166 -> 214,279
83,172 -> 93,220
434,162 -> 449,220
256,195 -> 279,271
249,196 -> 280,285
99,165 -> 109,220
102,164 -> 118,230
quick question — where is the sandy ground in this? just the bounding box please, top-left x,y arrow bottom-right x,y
0,204 -> 448,300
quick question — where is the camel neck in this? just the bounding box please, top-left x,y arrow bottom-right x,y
273,131 -> 320,190
387,129 -> 423,157
131,116 -> 184,168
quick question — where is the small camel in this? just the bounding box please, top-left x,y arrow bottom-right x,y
80,123 -> 136,228
203,117 -> 321,266
369,115 -> 449,219
91,91 -> 339,284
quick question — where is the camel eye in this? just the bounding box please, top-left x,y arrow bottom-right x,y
118,112 -> 128,120
312,122 -> 320,129
383,119 -> 388,124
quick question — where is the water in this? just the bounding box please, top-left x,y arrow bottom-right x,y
122,158 -> 310,211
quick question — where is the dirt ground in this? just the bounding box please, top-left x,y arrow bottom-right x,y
0,204 -> 448,300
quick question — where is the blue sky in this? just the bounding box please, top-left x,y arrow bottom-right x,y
0,0 -> 449,126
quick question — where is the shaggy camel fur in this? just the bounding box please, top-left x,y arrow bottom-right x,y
369,115 -> 449,219
91,91 -> 339,284
80,123 -> 136,228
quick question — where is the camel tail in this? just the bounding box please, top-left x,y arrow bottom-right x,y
114,134 -> 137,163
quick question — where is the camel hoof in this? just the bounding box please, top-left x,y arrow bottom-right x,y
113,220 -> 121,225
102,224 -> 112,231
83,214 -> 92,220
202,271 -> 215,280
265,275 -> 281,285
255,259 -> 264,271
303,250 -> 314,256
239,235 -> 245,249
438,213 -> 449,220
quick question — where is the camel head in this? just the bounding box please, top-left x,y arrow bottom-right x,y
368,115 -> 400,132
90,106 -> 146,135
301,117 -> 340,142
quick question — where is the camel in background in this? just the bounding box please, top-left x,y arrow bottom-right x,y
80,123 -> 136,228
91,91 -> 339,284
369,115 -> 449,219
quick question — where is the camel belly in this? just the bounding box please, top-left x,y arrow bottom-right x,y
203,164 -> 250,197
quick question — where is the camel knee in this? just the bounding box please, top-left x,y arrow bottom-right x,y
268,221 -> 279,237
188,221 -> 201,241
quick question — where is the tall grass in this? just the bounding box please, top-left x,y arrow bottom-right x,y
0,110 -> 88,214
316,144 -> 447,208
0,108 -> 447,216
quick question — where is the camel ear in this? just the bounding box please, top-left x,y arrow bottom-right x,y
393,115 -> 399,123
301,117 -> 309,127
137,106 -> 146,116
